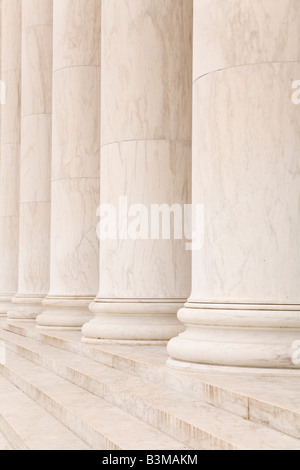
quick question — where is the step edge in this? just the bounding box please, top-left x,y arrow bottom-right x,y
2,354 -> 299,450
2,326 -> 300,443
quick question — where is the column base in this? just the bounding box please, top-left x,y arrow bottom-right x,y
0,296 -> 13,315
167,302 -> 300,369
36,296 -> 94,330
7,295 -> 45,320
167,358 -> 300,377
81,299 -> 186,344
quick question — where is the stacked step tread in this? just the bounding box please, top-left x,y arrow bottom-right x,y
0,375 -> 91,450
0,325 -> 299,450
4,320 -> 300,442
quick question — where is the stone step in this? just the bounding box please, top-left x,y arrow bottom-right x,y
0,428 -> 13,450
5,319 -> 300,441
0,375 -> 91,450
0,327 -> 299,450
0,347 -> 190,450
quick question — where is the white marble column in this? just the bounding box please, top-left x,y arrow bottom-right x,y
0,0 -> 21,315
36,0 -> 100,329
82,0 -> 192,343
168,0 -> 300,369
0,0 -> 2,316
7,0 -> 53,320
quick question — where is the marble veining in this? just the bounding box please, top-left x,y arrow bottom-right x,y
82,0 -> 193,342
101,0 -> 193,146
53,0 -> 101,72
36,0 -> 101,328
193,0 -> 300,80
192,62 -> 300,304
98,140 -> 191,300
169,2 -> 300,369
8,0 -> 53,319
0,0 -> 22,304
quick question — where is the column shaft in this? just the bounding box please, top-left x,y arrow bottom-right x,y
0,0 -> 21,314
168,0 -> 300,369
0,0 -> 2,314
82,0 -> 193,343
8,0 -> 53,320
36,0 -> 101,330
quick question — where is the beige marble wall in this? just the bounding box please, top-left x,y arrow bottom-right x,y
168,0 -> 300,369
7,0 -> 53,320
36,0 -> 101,329
82,0 -> 193,343
0,0 -> 21,314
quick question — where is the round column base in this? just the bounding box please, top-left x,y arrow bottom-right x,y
81,299 -> 186,343
167,303 -> 300,369
7,295 -> 45,320
36,296 -> 94,330
167,358 -> 300,377
82,338 -> 168,346
0,296 -> 13,315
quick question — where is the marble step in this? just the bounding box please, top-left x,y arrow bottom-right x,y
0,375 -> 91,450
5,320 -> 300,441
0,428 -> 13,450
0,348 -> 190,450
0,328 -> 299,450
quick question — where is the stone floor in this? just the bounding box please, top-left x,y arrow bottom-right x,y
0,317 -> 299,450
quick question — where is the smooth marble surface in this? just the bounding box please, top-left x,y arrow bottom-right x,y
169,62 -> 300,367
49,178 -> 99,297
1,347 -> 188,449
170,0 -> 300,369
17,202 -> 50,295
98,140 -> 191,300
84,300 -> 185,342
22,0 -> 53,29
193,0 -> 300,80
0,1 -> 1,189
52,66 -> 100,180
191,63 -> 300,304
1,70 -> 21,144
37,297 -> 94,330
1,0 -> 21,72
53,0 -> 101,72
0,143 -> 20,217
84,0 -> 193,342
101,0 -> 192,145
9,0 -> 53,320
0,430 -> 12,451
0,297 -> 13,315
20,114 -> 51,203
0,0 -> 22,309
8,295 -> 45,320
21,23 -> 52,116
37,0 -> 101,328
0,218 -> 19,294
2,320 -> 300,448
0,375 -> 91,449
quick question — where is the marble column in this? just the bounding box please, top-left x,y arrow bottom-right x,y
36,0 -> 100,330
7,0 -> 53,320
0,0 -> 2,316
0,0 -> 21,315
82,0 -> 192,343
168,0 -> 300,369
